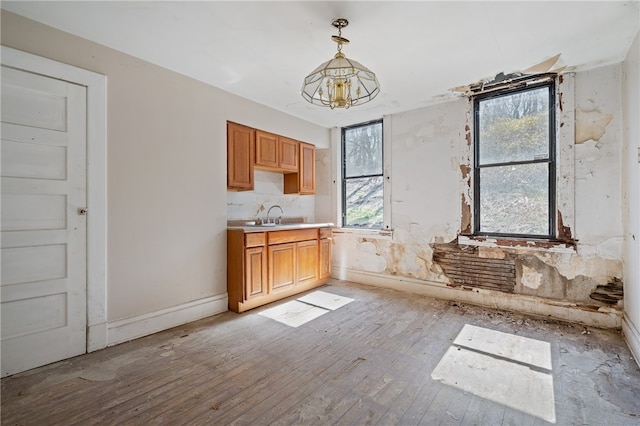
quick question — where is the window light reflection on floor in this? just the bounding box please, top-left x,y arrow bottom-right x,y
431,324 -> 556,423
258,291 -> 353,328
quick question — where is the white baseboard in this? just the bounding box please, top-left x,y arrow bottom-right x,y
623,314 -> 640,367
332,267 -> 622,329
106,294 -> 228,347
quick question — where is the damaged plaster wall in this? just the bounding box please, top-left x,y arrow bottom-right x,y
574,65 -> 623,258
331,64 -> 625,323
333,98 -> 468,283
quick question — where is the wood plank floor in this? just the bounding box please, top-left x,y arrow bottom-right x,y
2,279 -> 639,425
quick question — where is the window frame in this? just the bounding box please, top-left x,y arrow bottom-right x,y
341,119 -> 385,229
473,80 -> 557,239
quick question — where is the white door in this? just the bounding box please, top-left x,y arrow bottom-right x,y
1,65 -> 87,377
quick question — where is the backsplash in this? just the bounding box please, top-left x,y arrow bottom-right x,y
226,170 -> 315,222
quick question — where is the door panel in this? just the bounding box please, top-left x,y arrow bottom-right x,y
1,66 -> 87,377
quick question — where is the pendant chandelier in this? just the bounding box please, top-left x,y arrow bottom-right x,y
301,18 -> 380,109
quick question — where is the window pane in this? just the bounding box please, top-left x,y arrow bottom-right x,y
345,176 -> 383,228
478,87 -> 549,165
344,122 -> 382,177
480,163 -> 549,235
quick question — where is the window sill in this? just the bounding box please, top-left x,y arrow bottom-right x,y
332,227 -> 394,240
457,235 -> 576,253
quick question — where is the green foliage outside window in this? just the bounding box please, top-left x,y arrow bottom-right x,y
475,84 -> 554,236
343,121 -> 383,228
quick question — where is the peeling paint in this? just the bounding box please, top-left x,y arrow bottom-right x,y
460,194 -> 471,234
478,246 -> 505,259
521,265 -> 543,289
559,91 -> 564,112
590,277 -> 623,304
557,210 -> 573,241
333,64 -> 623,323
459,164 -> 471,180
575,108 -> 614,144
464,124 -> 471,146
464,235 -> 574,249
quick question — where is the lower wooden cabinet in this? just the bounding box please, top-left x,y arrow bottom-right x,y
296,240 -> 319,284
319,238 -> 332,280
245,246 -> 267,299
228,227 -> 331,313
319,227 -> 332,280
269,242 -> 296,292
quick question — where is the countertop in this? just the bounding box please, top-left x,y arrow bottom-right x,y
227,222 -> 334,233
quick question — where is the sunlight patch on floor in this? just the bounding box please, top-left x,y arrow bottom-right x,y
258,291 -> 353,328
453,324 -> 552,370
297,290 -> 353,310
432,324 -> 556,423
258,300 -> 328,328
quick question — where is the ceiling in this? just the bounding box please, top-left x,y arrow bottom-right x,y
2,1 -> 639,129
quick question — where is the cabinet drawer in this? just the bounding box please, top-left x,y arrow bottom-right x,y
245,232 -> 266,247
268,228 -> 318,245
319,228 -> 332,239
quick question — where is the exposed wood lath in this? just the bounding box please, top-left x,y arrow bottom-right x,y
590,277 -> 624,305
432,243 -> 516,293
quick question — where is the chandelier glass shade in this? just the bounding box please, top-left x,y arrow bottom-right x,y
301,18 -> 380,109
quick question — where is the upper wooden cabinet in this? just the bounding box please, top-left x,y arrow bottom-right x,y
279,137 -> 299,172
300,142 -> 316,194
284,142 -> 315,195
255,130 -> 299,172
255,130 -> 279,169
228,121 -> 315,194
227,122 -> 255,191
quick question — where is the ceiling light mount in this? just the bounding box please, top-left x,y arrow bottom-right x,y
301,17 -> 380,110
330,18 -> 350,49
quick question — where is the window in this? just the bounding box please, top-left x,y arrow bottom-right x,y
342,120 -> 384,228
473,81 -> 556,238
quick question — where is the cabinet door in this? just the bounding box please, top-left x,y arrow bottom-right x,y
319,238 -> 332,280
297,240 -> 318,284
283,142 -> 315,194
245,246 -> 267,300
227,122 -> 254,190
255,130 -> 279,169
299,142 -> 315,194
269,243 -> 296,292
279,137 -> 299,171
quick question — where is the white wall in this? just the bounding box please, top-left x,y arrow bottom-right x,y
1,11 -> 328,345
622,31 -> 640,364
574,67 -> 623,257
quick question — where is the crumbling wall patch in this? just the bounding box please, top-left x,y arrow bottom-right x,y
432,242 -> 516,292
575,107 -> 614,144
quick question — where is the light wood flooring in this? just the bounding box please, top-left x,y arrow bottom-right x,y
2,279 -> 639,425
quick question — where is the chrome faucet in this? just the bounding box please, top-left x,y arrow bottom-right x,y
266,204 -> 284,224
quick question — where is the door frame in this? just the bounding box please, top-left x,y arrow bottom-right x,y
1,45 -> 108,352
